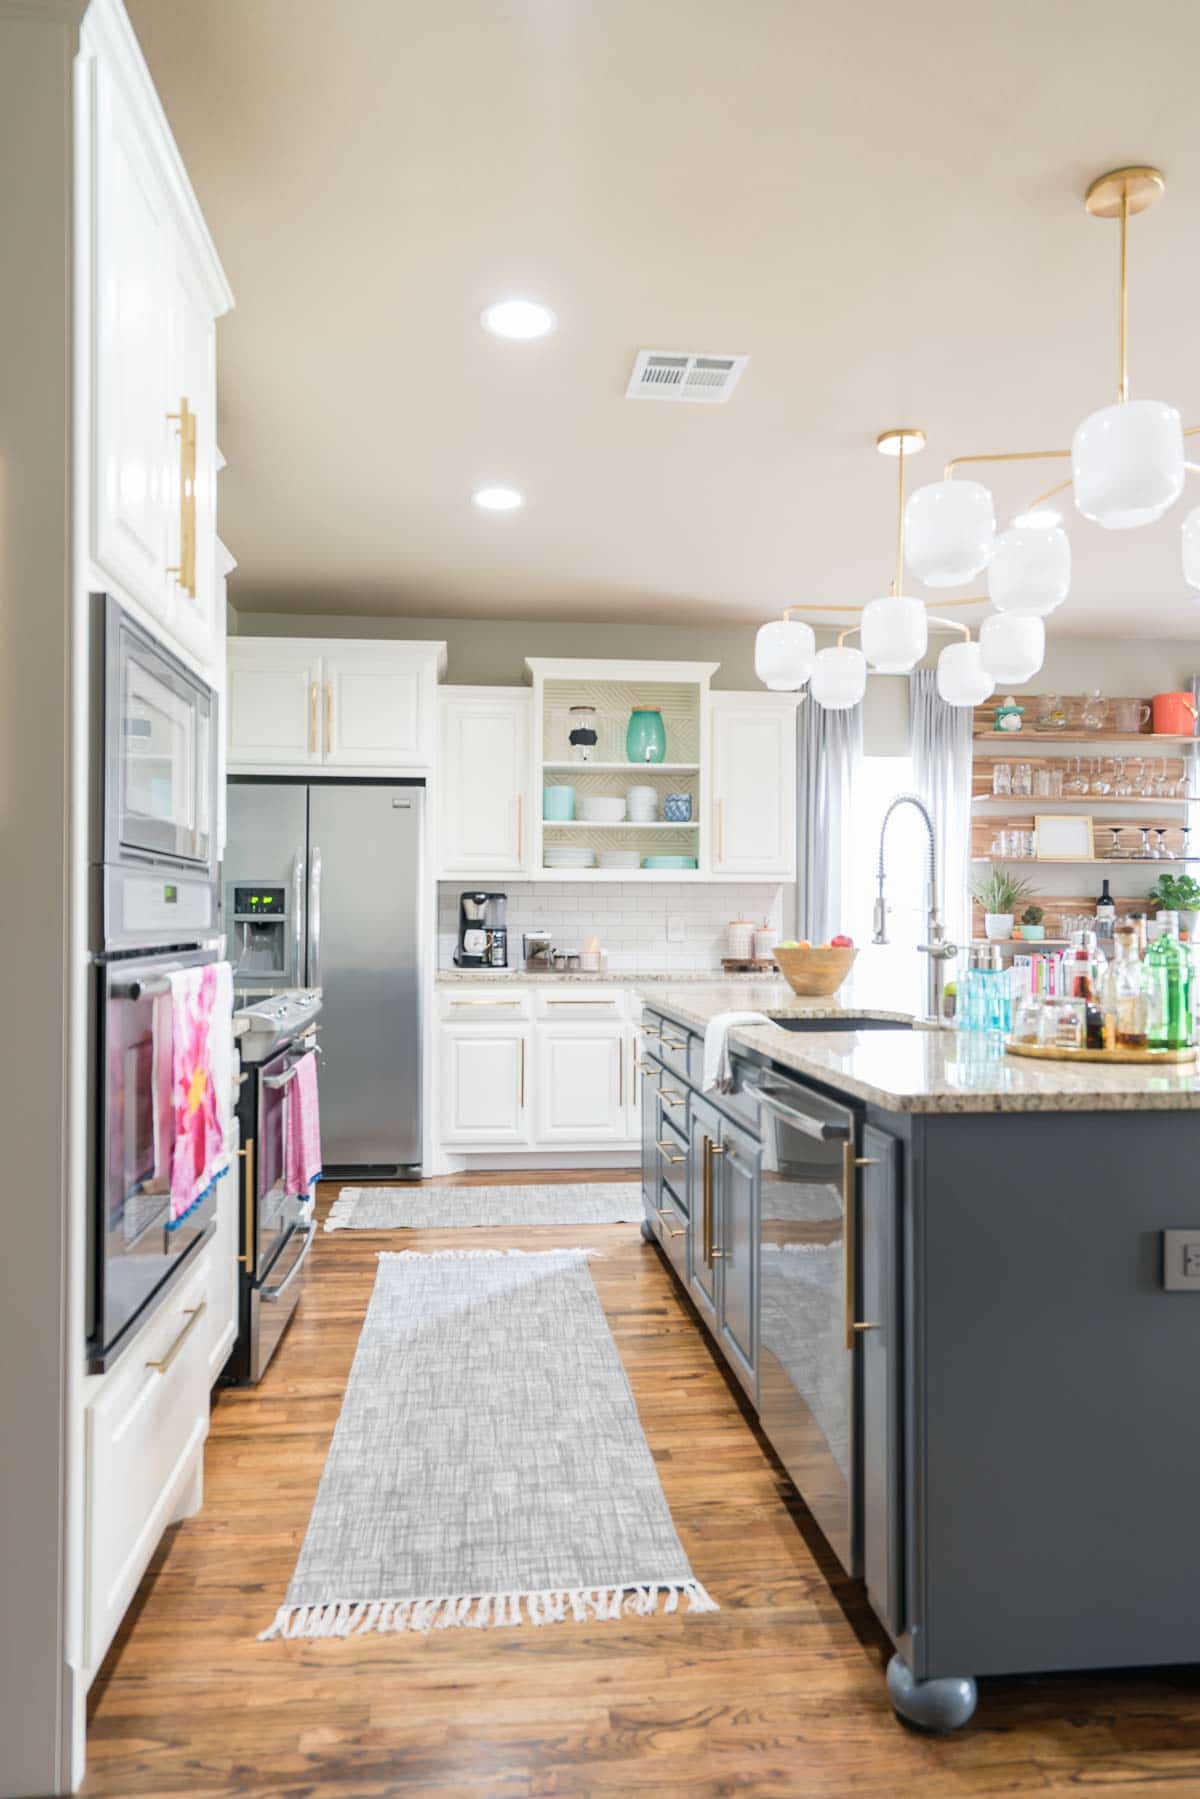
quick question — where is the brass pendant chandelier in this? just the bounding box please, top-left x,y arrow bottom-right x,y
758,165 -> 1199,710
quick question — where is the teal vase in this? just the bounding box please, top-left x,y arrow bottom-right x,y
626,709 -> 666,764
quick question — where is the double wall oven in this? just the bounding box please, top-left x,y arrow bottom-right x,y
90,596 -> 224,1371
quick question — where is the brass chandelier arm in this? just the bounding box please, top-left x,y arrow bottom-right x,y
943,447 -> 1070,481
836,624 -> 862,647
781,594 -> 987,622
925,614 -> 973,642
1020,474 -> 1073,513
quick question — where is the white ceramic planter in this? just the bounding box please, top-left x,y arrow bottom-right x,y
984,912 -> 1014,941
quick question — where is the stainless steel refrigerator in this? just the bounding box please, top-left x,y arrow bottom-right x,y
226,780 -> 423,1172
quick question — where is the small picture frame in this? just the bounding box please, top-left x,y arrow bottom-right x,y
1034,814 -> 1094,861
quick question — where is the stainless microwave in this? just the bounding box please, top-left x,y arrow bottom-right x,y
98,596 -> 220,949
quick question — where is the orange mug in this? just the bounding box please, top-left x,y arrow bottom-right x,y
1151,692 -> 1199,736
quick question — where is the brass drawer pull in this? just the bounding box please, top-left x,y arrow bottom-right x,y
545,998 -> 617,1006
659,1086 -> 685,1108
635,1058 -> 657,1074
146,1300 -> 207,1374
843,1150 -> 880,1349
642,1025 -> 662,1039
661,1034 -> 686,1050
655,1207 -> 685,1239
655,1137 -> 686,1165
450,997 -> 523,1007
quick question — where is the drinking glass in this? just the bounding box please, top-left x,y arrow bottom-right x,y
1013,762 -> 1033,798
992,762 -> 1012,797
1034,766 -> 1063,799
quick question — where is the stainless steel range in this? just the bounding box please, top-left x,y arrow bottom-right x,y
223,988 -> 323,1384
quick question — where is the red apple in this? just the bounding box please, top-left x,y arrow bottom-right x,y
829,933 -> 854,948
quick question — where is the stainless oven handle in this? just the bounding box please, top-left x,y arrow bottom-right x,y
113,974 -> 172,1000
261,1221 -> 316,1302
292,849 -> 305,985
751,1082 -> 852,1142
308,845 -> 322,989
262,1067 -> 298,1090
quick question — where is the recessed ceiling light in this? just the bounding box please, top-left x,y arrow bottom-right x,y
481,299 -> 557,340
472,485 -> 524,512
1012,507 -> 1063,529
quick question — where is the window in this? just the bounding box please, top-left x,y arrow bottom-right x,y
849,754 -> 930,1015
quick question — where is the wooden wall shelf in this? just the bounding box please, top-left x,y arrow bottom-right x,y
972,694 -> 1199,745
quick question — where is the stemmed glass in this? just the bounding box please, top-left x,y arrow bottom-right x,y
1112,756 -> 1132,798
1064,756 -> 1088,797
1107,827 -> 1124,859
1140,826 -> 1156,860
1156,828 -> 1173,860
1088,756 -> 1112,796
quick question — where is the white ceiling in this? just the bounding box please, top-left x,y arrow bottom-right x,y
128,0 -> 1200,637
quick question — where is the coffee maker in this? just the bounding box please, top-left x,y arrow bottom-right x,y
454,892 -> 508,968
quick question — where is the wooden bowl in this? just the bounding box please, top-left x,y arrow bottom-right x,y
772,944 -> 857,997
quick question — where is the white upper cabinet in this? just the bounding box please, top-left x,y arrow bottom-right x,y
226,638 -> 446,773
82,0 -> 232,675
438,688 -> 531,876
708,693 -> 798,878
91,51 -> 173,621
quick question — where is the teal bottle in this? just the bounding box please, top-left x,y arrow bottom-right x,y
1146,912 -> 1193,1050
626,708 -> 666,764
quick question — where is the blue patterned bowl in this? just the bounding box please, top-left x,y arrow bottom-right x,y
663,792 -> 692,822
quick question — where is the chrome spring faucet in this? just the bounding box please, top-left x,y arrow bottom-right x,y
872,793 -> 958,1023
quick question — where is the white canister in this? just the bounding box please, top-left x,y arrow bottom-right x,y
753,923 -> 779,962
726,917 -> 755,960
626,784 -> 657,821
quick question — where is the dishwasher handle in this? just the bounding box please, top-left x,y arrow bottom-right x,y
750,1081 -> 852,1141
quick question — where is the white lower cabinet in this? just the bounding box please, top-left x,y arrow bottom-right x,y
206,1131 -> 240,1384
439,1025 -> 531,1145
438,987 -> 641,1153
84,1251 -> 211,1675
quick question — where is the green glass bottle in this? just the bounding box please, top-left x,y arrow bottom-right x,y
1146,912 -> 1193,1050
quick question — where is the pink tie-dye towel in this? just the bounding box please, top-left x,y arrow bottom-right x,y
285,1049 -> 322,1198
168,962 -> 233,1227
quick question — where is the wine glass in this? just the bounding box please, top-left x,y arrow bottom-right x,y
1064,756 -> 1088,798
1139,826 -> 1156,859
1089,756 -> 1112,796
1112,756 -> 1132,798
1156,828 -> 1173,859
1107,827 -> 1124,859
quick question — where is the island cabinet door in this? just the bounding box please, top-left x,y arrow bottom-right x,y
717,1115 -> 760,1403
688,1095 -> 723,1328
859,1123 -> 904,1641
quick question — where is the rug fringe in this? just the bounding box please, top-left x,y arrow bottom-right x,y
375,1246 -> 602,1262
259,1579 -> 717,1641
323,1192 -> 358,1233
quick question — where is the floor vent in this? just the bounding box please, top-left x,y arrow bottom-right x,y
625,350 -> 748,404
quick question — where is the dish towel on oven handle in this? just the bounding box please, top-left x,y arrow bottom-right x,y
285,1049 -> 323,1200
167,961 -> 233,1228
701,1012 -> 771,1094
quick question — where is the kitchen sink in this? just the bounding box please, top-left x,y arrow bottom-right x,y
768,1014 -> 914,1032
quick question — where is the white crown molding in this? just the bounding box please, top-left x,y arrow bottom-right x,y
80,0 -> 234,318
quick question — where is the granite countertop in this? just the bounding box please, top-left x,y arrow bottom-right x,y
636,982 -> 1200,1115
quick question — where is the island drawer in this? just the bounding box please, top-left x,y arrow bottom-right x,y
655,1107 -> 689,1188
439,986 -> 531,1019
642,1010 -> 693,1083
653,1179 -> 688,1281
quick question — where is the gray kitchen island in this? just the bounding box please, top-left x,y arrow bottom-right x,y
635,981 -> 1200,1731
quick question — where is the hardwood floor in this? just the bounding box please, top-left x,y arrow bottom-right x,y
83,1171 -> 1200,1798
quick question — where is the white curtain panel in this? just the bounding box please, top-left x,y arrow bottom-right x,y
910,669 -> 972,953
795,699 -> 863,943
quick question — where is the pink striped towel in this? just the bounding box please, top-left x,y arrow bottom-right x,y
285,1050 -> 322,1198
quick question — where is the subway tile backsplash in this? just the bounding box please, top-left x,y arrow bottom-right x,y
437,882 -> 784,974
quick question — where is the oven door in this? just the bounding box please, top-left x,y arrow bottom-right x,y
104,596 -> 217,876
92,946 -> 218,1369
252,1039 -> 313,1282
748,1069 -> 860,1576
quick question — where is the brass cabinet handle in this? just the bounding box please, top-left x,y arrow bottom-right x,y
324,682 -> 333,754
238,1140 -> 255,1269
146,1300 -> 207,1373
451,997 -> 523,1007
702,1136 -> 712,1265
716,796 -> 724,863
635,1058 -> 656,1074
642,1025 -> 662,1039
707,1139 -> 726,1264
843,1151 -> 880,1349
516,793 -> 524,862
308,682 -> 319,754
520,1037 -> 526,1108
655,1137 -> 686,1165
165,396 -> 197,597
659,1086 -> 685,1109
655,1207 -> 684,1239
545,999 -> 617,1006
617,1035 -> 624,1107
661,1034 -> 686,1050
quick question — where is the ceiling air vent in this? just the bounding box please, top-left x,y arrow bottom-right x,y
625,349 -> 748,404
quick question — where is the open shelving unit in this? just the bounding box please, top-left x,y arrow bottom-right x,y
528,660 -> 717,880
969,693 -> 1198,945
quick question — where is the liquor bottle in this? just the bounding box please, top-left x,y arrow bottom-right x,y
1101,924 -> 1149,1050
1068,928 -> 1107,1049
1095,879 -> 1117,942
1146,912 -> 1193,1050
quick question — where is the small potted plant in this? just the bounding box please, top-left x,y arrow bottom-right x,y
1148,872 -> 1200,941
972,864 -> 1035,942
1019,903 -> 1046,942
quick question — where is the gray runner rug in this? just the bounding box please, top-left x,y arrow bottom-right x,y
324,1181 -> 644,1232
260,1248 -> 717,1639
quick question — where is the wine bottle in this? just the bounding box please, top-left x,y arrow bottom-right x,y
1095,878 -> 1116,942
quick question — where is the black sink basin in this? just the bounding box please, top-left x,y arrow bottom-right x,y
768,1014 -> 914,1033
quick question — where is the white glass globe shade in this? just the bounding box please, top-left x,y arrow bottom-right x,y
1182,508 -> 1200,590
1072,399 -> 1184,530
860,595 -> 928,673
987,524 -> 1071,616
810,645 -> 867,710
979,613 -> 1045,685
904,480 -> 996,587
936,640 -> 995,708
754,618 -> 816,690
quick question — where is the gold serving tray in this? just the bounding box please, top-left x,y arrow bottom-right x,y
1005,1040 -> 1198,1066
